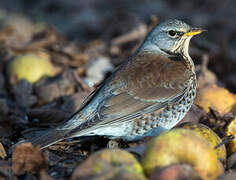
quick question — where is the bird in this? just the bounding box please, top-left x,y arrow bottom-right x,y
30,19 -> 204,149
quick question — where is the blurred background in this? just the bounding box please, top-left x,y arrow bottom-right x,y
0,0 -> 236,91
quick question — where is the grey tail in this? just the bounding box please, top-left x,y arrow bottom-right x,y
29,128 -> 69,149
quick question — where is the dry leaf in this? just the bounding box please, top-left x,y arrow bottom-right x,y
12,142 -> 45,175
0,142 -> 7,159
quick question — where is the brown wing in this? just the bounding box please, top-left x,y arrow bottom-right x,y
94,52 -> 194,126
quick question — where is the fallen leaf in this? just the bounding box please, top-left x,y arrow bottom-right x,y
12,142 -> 45,175
0,142 -> 7,159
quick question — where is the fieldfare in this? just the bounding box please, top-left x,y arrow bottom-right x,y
30,19 -> 204,149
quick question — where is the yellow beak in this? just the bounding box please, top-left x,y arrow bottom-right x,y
183,28 -> 206,36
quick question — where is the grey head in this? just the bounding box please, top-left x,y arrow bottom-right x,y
139,19 -> 204,56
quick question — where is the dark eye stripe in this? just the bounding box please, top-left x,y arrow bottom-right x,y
177,32 -> 184,36
168,30 -> 185,37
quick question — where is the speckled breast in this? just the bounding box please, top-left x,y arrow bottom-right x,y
127,78 -> 196,140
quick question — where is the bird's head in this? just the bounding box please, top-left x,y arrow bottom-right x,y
140,19 -> 205,56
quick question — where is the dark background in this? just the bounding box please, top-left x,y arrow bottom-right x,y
0,0 -> 236,91
1,0 -> 235,91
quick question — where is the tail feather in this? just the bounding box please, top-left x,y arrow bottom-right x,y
29,129 -> 69,149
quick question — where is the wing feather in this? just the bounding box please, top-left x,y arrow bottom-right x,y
75,53 -> 193,132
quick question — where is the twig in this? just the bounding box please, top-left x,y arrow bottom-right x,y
111,24 -> 147,46
214,135 -> 234,149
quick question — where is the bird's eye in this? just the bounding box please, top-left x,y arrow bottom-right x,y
168,30 -> 177,37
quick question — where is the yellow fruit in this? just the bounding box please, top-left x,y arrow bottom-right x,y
141,129 -> 223,180
226,117 -> 236,153
72,149 -> 146,180
177,122 -> 226,162
7,53 -> 55,84
195,84 -> 236,115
